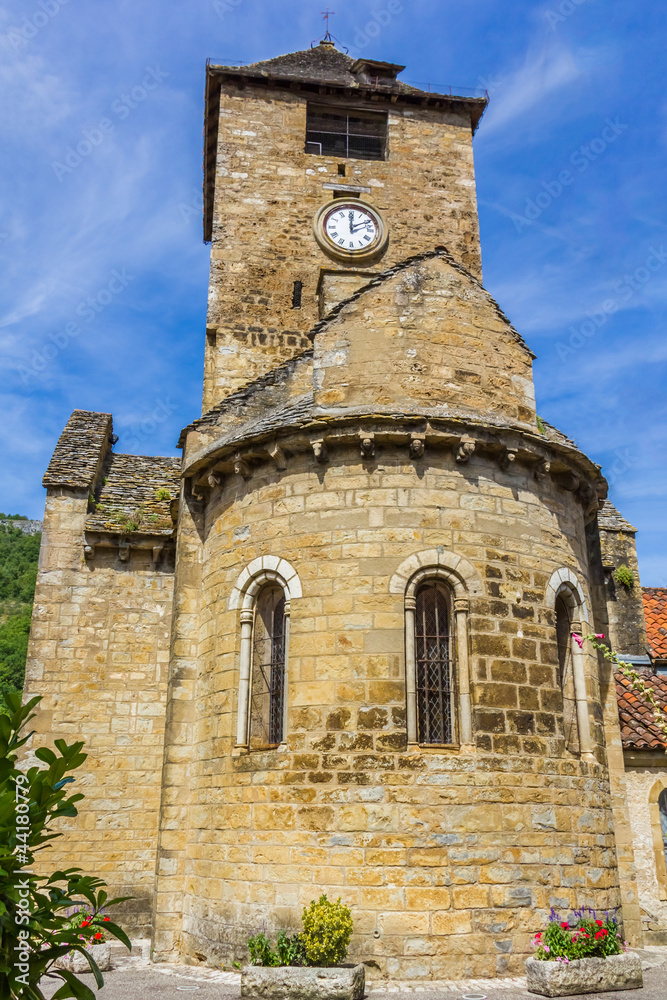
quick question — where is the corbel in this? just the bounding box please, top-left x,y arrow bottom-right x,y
84,544 -> 95,560
233,453 -> 251,479
533,458 -> 551,481
152,545 -> 164,566
311,438 -> 328,463
499,447 -> 517,471
207,471 -> 222,489
360,433 -> 375,459
119,540 -> 130,562
577,480 -> 599,520
456,435 -> 475,464
268,442 -> 287,471
557,471 -> 580,492
409,433 -> 425,459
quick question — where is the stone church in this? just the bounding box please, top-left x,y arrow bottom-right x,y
23,40 -> 665,980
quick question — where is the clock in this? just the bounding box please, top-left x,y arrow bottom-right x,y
313,199 -> 387,262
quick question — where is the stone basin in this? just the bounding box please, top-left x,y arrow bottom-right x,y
241,963 -> 365,1000
526,953 -> 643,996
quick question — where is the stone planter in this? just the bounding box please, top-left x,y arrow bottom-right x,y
55,943 -> 112,974
526,953 -> 643,996
241,963 -> 365,1000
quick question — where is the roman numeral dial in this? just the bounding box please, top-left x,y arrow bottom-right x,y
314,199 -> 387,261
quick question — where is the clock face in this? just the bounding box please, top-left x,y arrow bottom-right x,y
322,203 -> 381,255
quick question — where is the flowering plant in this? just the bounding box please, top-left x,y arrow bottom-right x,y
574,632 -> 667,744
532,908 -> 627,961
66,908 -> 112,946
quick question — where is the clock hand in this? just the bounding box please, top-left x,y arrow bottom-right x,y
348,210 -> 354,234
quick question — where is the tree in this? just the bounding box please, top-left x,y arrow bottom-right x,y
0,693 -> 131,998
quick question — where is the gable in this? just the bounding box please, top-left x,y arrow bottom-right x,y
312,248 -> 537,427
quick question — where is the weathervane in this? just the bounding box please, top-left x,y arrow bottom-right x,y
312,7 -> 347,50
321,7 -> 335,40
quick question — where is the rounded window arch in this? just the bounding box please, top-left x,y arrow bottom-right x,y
545,569 -> 594,760
399,557 -> 475,749
229,556 -> 302,750
649,780 -> 667,900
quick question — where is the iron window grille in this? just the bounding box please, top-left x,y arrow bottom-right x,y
414,582 -> 455,744
249,586 -> 286,748
305,105 -> 387,161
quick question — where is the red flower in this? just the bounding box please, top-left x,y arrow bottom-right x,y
103,916 -> 110,922
595,919 -> 603,926
561,922 -> 569,929
595,929 -> 608,939
81,921 -> 90,928
535,932 -> 542,939
94,932 -> 102,940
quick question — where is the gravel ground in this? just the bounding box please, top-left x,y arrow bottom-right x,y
37,948 -> 667,1000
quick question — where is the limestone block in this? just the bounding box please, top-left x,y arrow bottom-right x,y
525,954 -> 642,996
241,964 -> 365,1000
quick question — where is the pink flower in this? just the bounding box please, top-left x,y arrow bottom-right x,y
594,634 -> 605,640
572,633 -> 584,648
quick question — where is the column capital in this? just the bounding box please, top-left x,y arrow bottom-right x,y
405,597 -> 417,612
454,597 -> 470,615
240,609 -> 254,625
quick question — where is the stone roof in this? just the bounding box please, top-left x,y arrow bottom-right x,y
43,410 -> 112,491
86,453 -> 181,537
644,588 -> 667,660
616,670 -> 667,750
598,499 -> 637,532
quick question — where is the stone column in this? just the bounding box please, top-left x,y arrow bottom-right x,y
455,597 -> 472,746
571,620 -> 595,761
235,609 -> 254,748
404,596 -> 417,745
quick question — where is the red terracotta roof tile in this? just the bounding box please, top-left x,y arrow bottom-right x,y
615,669 -> 667,749
644,588 -> 667,660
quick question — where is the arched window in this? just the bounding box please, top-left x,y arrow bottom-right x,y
414,581 -> 455,745
555,593 -> 580,753
659,789 -> 667,873
649,781 -> 667,901
229,556 -> 302,752
249,586 -> 286,749
546,568 -> 594,761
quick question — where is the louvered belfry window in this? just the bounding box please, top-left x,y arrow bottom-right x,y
415,582 -> 455,744
249,586 -> 286,748
305,105 -> 387,160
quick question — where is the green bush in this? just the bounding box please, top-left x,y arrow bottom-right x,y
301,895 -> 353,968
614,564 -> 635,590
0,693 -> 131,997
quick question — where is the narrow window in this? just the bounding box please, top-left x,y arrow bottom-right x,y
415,582 -> 455,744
338,163 -> 346,176
659,789 -> 667,873
555,593 -> 579,753
291,280 -> 303,309
305,105 -> 388,161
249,586 -> 285,748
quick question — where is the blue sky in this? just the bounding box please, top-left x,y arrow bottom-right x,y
0,0 -> 665,584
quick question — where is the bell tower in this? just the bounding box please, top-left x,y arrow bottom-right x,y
202,43 -> 487,411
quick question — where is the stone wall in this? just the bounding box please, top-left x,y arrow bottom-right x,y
23,488 -> 174,935
622,755 -> 667,937
598,510 -> 647,657
154,443 -> 625,979
204,86 -> 482,409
